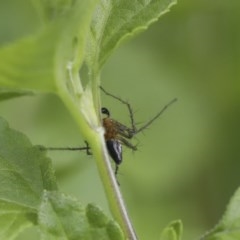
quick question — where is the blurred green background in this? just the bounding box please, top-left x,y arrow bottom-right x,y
1,0 -> 240,239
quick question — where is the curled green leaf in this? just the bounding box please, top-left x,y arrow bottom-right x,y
160,220 -> 183,240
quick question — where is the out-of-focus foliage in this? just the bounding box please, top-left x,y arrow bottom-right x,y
0,0 -> 240,239
200,187 -> 240,239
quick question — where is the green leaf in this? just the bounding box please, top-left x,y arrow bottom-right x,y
36,0 -> 82,23
38,191 -> 124,240
0,88 -> 33,101
0,0 -> 42,45
200,187 -> 240,240
86,204 -> 124,240
86,0 -> 177,72
160,220 -> 183,240
0,0 -> 97,94
86,203 -> 109,227
0,201 -> 35,240
0,117 -> 57,239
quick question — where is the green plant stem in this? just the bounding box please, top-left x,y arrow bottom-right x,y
91,73 -> 137,239
93,135 -> 138,240
58,88 -> 138,240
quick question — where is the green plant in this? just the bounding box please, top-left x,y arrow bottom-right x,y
1,1 -> 240,240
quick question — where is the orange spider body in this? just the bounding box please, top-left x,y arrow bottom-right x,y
102,117 -> 118,141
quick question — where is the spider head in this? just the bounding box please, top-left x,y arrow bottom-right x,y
101,107 -> 110,117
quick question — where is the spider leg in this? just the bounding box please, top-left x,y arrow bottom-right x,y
84,141 -> 92,155
41,141 -> 92,155
135,98 -> 177,135
118,136 -> 137,151
115,165 -> 119,175
114,165 -> 121,186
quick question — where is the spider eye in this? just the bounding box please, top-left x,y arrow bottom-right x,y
101,107 -> 110,117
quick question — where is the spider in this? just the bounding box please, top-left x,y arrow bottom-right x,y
101,106 -> 136,176
100,86 -> 177,176
41,87 -> 177,178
